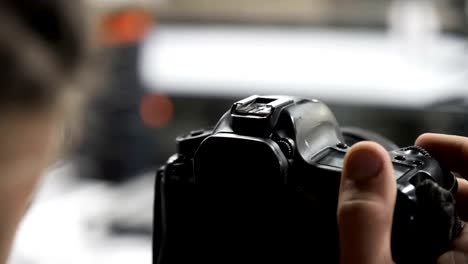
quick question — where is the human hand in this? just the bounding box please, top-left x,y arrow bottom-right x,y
337,134 -> 468,264
337,141 -> 396,264
416,133 -> 468,263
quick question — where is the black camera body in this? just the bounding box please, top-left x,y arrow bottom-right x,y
154,95 -> 462,264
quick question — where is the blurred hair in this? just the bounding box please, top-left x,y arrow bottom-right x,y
0,1 -> 100,153
0,1 -> 97,110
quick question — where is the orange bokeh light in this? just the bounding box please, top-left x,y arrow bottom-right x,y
100,9 -> 155,45
140,94 -> 175,128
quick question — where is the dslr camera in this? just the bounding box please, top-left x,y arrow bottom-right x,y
154,95 -> 463,264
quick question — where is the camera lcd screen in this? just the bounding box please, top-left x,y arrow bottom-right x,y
317,150 -> 345,168
317,149 -> 413,179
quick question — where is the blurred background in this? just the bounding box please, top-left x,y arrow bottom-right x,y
9,0 -> 468,263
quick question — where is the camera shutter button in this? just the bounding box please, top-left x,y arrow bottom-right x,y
395,155 -> 406,161
336,142 -> 348,149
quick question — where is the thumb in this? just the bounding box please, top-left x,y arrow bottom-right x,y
337,142 -> 396,264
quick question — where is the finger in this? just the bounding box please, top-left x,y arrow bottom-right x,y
415,133 -> 468,179
438,251 -> 468,264
452,223 -> 468,256
338,141 -> 396,264
455,178 -> 468,220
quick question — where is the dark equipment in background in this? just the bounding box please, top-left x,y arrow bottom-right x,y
78,44 -> 158,182
153,95 -> 462,264
78,10 -> 159,183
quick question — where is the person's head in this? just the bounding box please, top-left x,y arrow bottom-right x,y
0,1 -> 95,107
0,1 -> 96,262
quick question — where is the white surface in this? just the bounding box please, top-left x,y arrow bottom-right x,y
140,25 -> 468,107
9,163 -> 152,264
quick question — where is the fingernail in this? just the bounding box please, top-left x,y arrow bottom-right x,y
345,147 -> 383,181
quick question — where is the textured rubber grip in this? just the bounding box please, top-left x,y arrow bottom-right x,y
409,179 -> 461,263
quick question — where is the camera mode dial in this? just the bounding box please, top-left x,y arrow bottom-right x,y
402,146 -> 431,158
